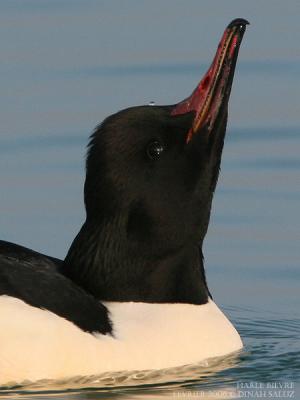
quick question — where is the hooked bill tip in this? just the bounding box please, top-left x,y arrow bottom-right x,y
227,18 -> 250,29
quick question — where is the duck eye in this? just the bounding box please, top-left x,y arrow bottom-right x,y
146,140 -> 164,161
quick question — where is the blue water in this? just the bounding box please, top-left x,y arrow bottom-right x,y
0,1 -> 299,399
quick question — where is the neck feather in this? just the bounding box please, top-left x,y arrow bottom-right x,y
62,219 -> 210,304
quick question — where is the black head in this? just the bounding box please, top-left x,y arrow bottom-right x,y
85,106 -> 217,248
63,19 -> 248,304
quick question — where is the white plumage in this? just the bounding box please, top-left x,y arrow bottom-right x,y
0,295 -> 242,384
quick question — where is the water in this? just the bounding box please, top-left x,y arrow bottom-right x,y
0,1 -> 299,399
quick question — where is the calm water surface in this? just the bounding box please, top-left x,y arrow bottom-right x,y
0,1 -> 299,399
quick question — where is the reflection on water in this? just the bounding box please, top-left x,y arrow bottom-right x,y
1,353 -> 241,395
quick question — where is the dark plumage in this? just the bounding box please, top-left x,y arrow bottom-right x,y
0,19 -> 248,333
0,241 -> 111,333
63,107 -> 218,303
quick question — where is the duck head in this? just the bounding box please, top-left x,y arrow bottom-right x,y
63,19 -> 248,303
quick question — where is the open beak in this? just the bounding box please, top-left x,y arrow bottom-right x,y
171,18 -> 249,143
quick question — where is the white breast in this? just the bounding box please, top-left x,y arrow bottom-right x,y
0,296 -> 242,384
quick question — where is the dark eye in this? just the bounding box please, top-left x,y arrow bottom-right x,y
146,140 -> 165,160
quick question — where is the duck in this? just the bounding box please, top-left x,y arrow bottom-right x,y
0,18 -> 248,384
